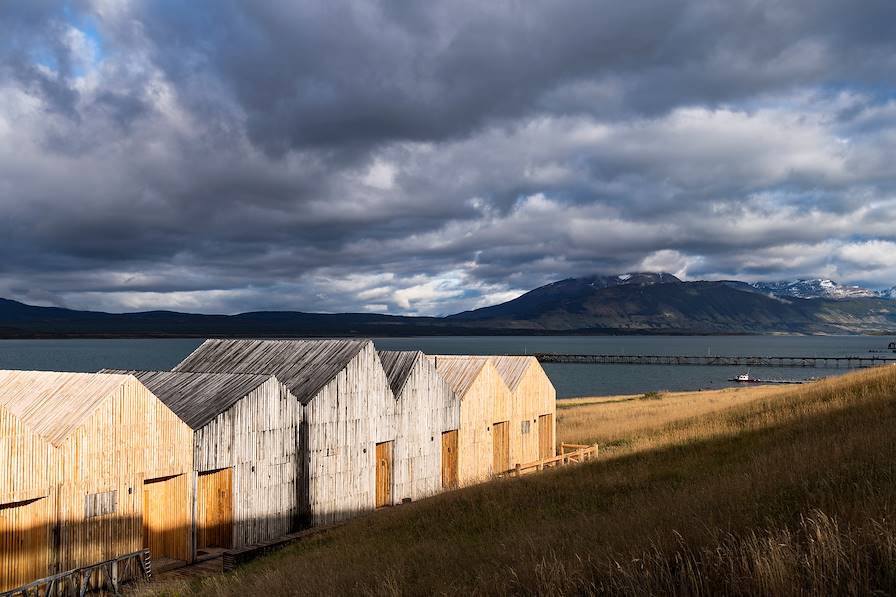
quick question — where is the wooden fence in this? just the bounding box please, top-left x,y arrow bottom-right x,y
0,549 -> 151,597
509,443 -> 599,477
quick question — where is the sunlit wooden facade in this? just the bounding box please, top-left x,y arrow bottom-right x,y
428,356 -> 513,486
492,356 -> 557,464
0,371 -> 192,591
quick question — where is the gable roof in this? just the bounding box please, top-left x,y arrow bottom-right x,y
173,338 -> 370,404
101,369 -> 275,430
492,356 -> 538,392
0,370 -> 132,446
427,355 -> 492,398
378,350 -> 422,396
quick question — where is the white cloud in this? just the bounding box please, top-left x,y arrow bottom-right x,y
838,241 -> 896,268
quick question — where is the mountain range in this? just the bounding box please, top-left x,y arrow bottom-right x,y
751,279 -> 896,300
1,273 -> 895,338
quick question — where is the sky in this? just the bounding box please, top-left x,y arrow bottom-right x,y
1,1 -> 896,315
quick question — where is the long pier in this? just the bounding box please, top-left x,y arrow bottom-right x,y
532,353 -> 896,368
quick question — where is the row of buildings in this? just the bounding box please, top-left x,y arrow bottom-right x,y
0,339 -> 556,591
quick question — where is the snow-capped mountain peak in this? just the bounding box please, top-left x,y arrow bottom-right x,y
752,279 -> 885,300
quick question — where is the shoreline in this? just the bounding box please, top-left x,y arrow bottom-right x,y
557,383 -> 797,408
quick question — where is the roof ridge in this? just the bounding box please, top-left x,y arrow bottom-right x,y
172,338 -> 373,404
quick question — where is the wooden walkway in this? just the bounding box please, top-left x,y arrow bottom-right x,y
533,353 -> 896,368
153,554 -> 224,583
144,521 -> 354,587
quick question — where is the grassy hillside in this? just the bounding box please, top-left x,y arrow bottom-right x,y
149,367 -> 896,596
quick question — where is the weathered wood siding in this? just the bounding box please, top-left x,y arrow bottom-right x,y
0,497 -> 50,591
0,404 -> 57,591
193,377 -> 302,548
53,376 -> 193,569
493,357 -> 557,465
390,354 -> 460,503
0,372 -> 193,588
431,358 -> 512,486
463,361 -> 512,485
0,406 -> 55,505
304,343 -> 394,525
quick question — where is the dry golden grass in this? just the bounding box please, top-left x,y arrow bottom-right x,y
558,383 -> 794,447
145,366 -> 896,596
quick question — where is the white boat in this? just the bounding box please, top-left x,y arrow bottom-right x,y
730,372 -> 758,383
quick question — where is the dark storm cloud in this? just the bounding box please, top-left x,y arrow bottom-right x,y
129,0 -> 896,155
1,0 -> 896,314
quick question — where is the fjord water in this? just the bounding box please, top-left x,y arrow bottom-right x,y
0,335 -> 890,398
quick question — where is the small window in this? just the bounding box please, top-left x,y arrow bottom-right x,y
521,420 -> 531,434
85,490 -> 117,518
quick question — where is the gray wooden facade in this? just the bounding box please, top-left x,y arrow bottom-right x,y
379,351 -> 460,503
174,339 -> 394,525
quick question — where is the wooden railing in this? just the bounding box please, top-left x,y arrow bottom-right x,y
509,443 -> 599,477
1,549 -> 152,597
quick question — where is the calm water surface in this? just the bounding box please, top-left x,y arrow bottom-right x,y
0,336 -> 892,398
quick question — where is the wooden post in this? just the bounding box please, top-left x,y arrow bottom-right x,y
191,470 -> 198,563
111,560 -> 119,592
515,463 -> 521,478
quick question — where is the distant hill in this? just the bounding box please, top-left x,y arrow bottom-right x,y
448,275 -> 896,334
0,297 -> 450,338
2,272 -> 896,337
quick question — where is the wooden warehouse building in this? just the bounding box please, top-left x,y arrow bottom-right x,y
492,356 -> 557,465
0,371 -> 192,591
428,356 -> 513,486
101,370 -> 303,556
378,351 -> 460,499
174,339 -> 394,524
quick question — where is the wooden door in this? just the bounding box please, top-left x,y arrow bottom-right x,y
375,441 -> 393,508
441,430 -> 459,489
143,474 -> 189,562
0,497 -> 48,591
538,414 -> 554,459
492,421 -> 510,474
197,468 -> 233,549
